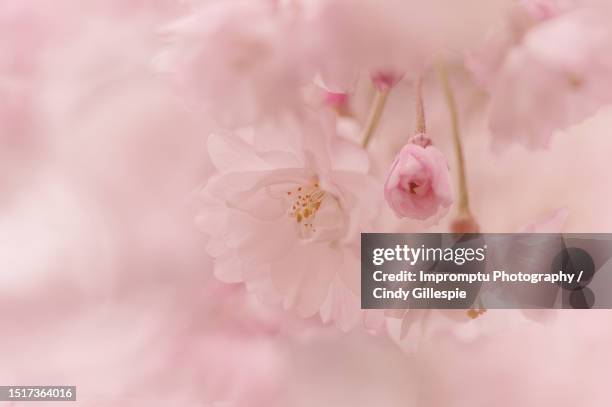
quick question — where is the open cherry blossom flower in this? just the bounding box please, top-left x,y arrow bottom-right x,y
198,111 -> 382,330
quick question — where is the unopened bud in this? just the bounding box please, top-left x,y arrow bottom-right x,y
451,214 -> 480,233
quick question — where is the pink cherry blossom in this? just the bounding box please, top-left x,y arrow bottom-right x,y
304,0 -> 512,92
466,0 -> 577,87
157,0 -> 307,127
324,90 -> 349,108
469,2 -> 612,150
198,111 -> 382,330
323,90 -> 352,117
370,70 -> 404,92
4,1 -> 612,405
384,136 -> 453,221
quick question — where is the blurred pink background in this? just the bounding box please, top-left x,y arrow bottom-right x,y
2,1 -> 612,406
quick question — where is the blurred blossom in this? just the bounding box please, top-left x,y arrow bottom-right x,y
520,0 -> 574,20
469,1 -> 612,150
387,207 -> 570,352
157,0 -> 308,127
518,207 -> 569,233
370,71 -> 404,92
323,90 -> 352,117
303,0 -> 512,92
405,311 -> 612,406
466,0 -> 577,89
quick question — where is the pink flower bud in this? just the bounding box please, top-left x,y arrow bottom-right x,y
370,70 -> 403,91
324,91 -> 351,116
384,139 -> 452,221
324,91 -> 349,107
450,214 -> 480,233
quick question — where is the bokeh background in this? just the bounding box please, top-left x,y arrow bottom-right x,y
2,1 -> 612,406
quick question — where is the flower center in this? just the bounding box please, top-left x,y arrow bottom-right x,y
402,177 -> 429,196
286,183 -> 325,237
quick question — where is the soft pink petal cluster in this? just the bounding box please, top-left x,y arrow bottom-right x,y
157,0 -> 308,127
302,0 -> 512,92
199,112 -> 383,331
469,0 -> 612,150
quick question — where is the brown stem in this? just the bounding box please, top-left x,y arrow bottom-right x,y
436,63 -> 471,217
361,88 -> 390,148
415,77 -> 426,134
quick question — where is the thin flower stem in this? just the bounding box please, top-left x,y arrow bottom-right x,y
436,62 -> 471,217
415,77 -> 426,134
361,88 -> 390,148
